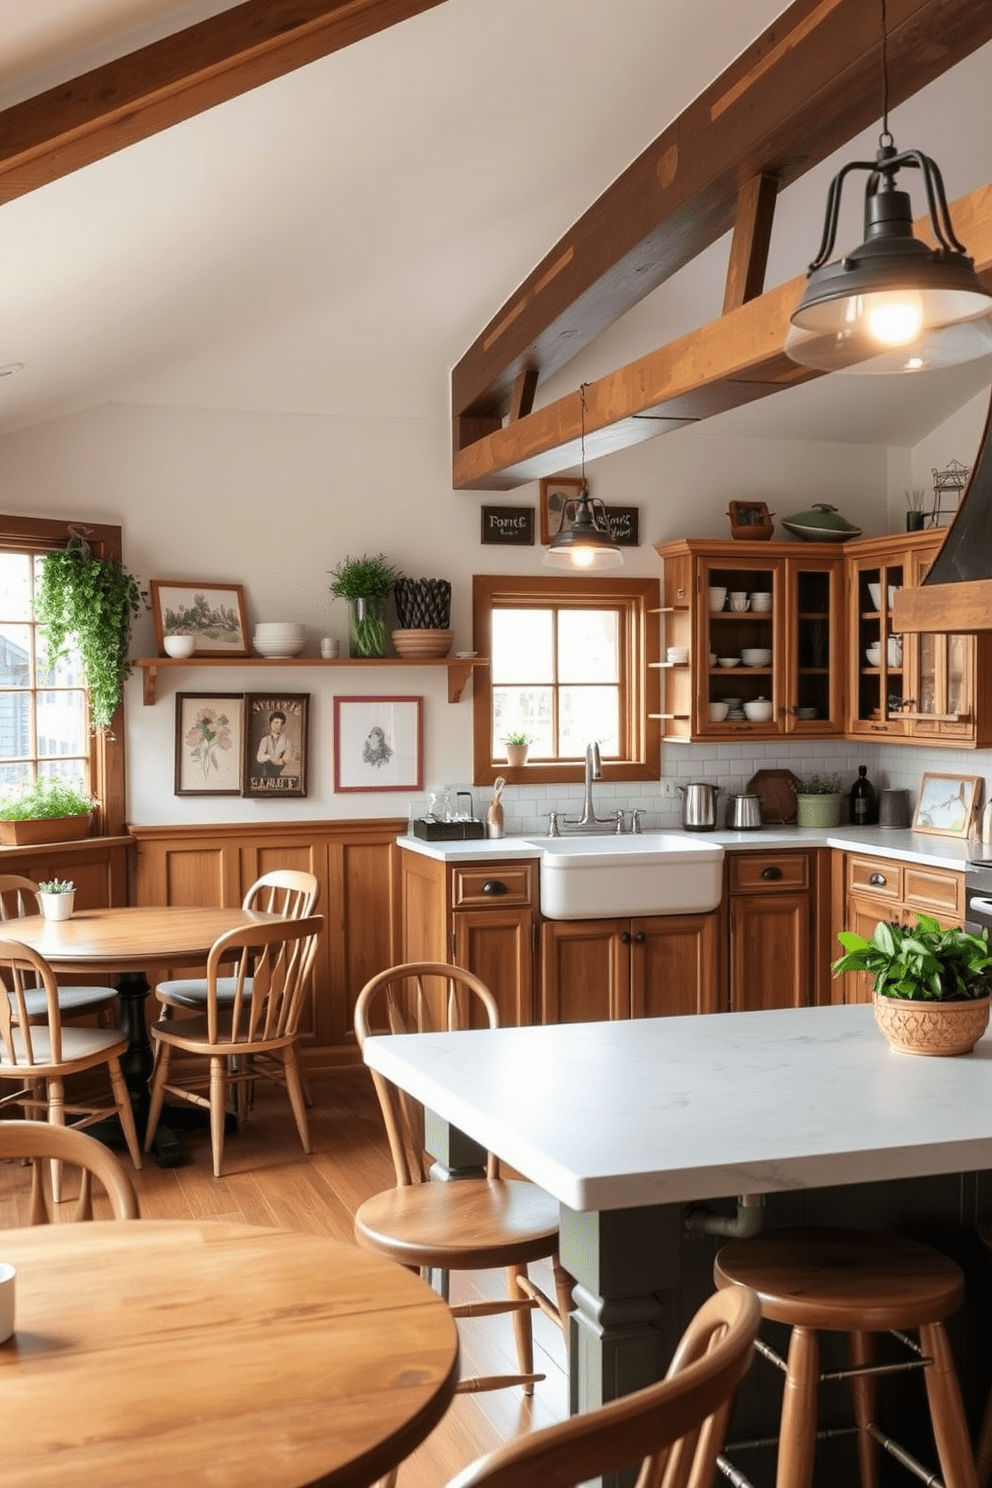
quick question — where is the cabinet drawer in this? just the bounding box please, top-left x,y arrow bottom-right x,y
847,855 -> 903,902
451,862 -> 535,909
728,851 -> 809,893
903,865 -> 963,920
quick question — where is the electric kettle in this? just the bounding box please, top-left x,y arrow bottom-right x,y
678,781 -> 720,832
726,793 -> 763,830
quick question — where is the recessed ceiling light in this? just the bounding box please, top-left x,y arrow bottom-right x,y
0,363 -> 24,380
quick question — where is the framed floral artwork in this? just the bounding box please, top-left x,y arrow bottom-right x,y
243,694 -> 309,799
175,694 -> 244,796
150,580 -> 250,657
333,696 -> 423,793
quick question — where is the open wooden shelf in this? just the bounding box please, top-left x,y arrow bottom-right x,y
134,655 -> 487,705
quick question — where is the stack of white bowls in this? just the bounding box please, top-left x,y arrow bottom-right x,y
254,622 -> 306,658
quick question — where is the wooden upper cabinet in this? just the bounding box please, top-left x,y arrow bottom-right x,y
654,539 -> 844,742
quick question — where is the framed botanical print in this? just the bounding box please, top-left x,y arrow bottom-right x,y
150,580 -> 250,657
243,694 -> 309,799
175,694 -> 244,796
333,696 -> 423,793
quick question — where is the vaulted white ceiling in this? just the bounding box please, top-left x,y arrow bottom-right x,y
0,0 -> 989,452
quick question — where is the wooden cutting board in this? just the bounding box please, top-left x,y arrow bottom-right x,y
747,768 -> 800,824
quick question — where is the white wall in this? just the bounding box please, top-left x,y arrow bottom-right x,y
0,396 -> 984,829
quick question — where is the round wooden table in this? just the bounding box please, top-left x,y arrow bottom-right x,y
0,1219 -> 460,1488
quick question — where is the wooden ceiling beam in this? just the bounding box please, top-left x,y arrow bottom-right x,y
452,180 -> 992,491
451,0 -> 992,448
0,0 -> 447,206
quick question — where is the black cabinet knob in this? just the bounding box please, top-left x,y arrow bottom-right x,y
619,931 -> 632,944
633,931 -> 646,944
761,866 -> 783,881
482,880 -> 507,895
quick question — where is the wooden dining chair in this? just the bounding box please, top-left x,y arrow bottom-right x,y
0,937 -> 143,1201
0,1119 -> 140,1224
354,961 -> 575,1402
145,914 -> 323,1177
444,1285 -> 760,1488
0,874 -> 118,1024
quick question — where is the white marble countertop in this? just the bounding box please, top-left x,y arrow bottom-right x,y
398,825 -> 981,872
363,1004 -> 992,1212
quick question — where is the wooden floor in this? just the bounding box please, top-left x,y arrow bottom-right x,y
0,1067 -> 569,1488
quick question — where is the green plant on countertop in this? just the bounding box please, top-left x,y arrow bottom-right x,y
37,878 -> 75,894
833,914 -> 992,1001
503,731 -> 531,746
0,776 -> 94,822
796,772 -> 843,795
34,540 -> 144,731
328,553 -> 403,658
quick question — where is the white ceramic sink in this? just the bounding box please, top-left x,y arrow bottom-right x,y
524,832 -> 725,920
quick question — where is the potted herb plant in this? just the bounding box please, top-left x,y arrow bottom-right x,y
795,772 -> 844,828
0,776 -> 94,847
503,732 -> 531,767
328,553 -> 403,658
37,878 -> 76,921
34,537 -> 144,731
833,914 -> 992,1055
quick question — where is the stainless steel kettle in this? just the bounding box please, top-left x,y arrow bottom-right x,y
726,793 -> 762,830
678,781 -> 720,832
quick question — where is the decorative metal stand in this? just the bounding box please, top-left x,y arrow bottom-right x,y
931,458 -> 970,527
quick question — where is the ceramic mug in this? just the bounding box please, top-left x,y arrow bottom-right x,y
729,597 -> 750,612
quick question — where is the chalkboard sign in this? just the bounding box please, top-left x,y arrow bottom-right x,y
604,505 -> 639,546
481,506 -> 535,545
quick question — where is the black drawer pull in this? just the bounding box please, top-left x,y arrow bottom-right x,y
619,931 -> 632,944
869,873 -> 887,887
761,866 -> 783,881
481,880 -> 507,896
633,931 -> 646,944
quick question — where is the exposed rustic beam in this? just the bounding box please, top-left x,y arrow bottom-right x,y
451,0 -> 992,446
722,173 -> 778,313
452,181 -> 992,491
0,0 -> 447,205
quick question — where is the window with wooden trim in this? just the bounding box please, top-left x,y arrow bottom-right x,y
0,516 -> 127,837
472,575 -> 660,785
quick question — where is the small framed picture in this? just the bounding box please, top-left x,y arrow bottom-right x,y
175,694 -> 244,796
539,477 -> 585,546
243,694 -> 309,798
912,772 -> 982,838
150,580 -> 250,657
333,696 -> 423,793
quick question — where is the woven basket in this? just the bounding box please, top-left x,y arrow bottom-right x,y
873,993 -> 992,1057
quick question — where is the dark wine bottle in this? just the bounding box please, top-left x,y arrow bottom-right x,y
850,764 -> 877,826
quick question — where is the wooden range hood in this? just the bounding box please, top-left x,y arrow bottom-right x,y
893,386 -> 992,634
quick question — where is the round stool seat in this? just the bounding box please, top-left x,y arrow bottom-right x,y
715,1226 -> 963,1333
355,1178 -> 560,1271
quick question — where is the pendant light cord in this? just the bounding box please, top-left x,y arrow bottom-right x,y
879,0 -> 892,148
579,382 -> 588,489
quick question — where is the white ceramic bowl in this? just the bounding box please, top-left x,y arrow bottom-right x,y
743,698 -> 773,721
741,648 -> 771,666
749,592 -> 772,611
254,636 -> 306,658
717,656 -> 740,668
666,647 -> 689,663
708,701 -> 730,722
708,587 -> 727,612
255,622 -> 305,637
720,697 -> 742,708
163,634 -> 196,658
866,646 -> 881,666
867,583 -> 883,611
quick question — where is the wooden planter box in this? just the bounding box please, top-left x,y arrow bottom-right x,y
0,814 -> 92,847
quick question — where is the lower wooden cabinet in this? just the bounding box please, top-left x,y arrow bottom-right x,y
539,913 -> 720,1022
840,852 -> 964,1004
726,849 -> 830,1012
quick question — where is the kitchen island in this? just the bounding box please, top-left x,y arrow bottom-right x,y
364,1003 -> 992,1486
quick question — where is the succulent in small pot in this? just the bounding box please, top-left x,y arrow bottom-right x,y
37,878 -> 76,921
833,915 -> 992,1055
503,732 -> 531,767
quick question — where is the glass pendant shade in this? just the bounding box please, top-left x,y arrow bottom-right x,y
786,144 -> 992,374
542,487 -> 623,570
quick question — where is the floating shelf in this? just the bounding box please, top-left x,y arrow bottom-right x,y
134,655 -> 487,705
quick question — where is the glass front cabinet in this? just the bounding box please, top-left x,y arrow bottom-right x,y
655,539 -> 844,741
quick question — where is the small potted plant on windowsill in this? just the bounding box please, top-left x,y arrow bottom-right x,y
795,772 -> 844,828
0,777 -> 95,847
503,732 -> 531,768
37,878 -> 76,921
833,914 -> 992,1055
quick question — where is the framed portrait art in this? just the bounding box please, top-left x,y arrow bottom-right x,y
912,772 -> 982,838
244,694 -> 309,799
150,580 -> 250,657
333,696 -> 423,793
175,694 -> 244,796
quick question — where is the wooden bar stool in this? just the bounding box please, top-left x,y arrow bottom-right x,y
714,1226 -> 978,1488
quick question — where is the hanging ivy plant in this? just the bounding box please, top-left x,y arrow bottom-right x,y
34,541 -> 144,731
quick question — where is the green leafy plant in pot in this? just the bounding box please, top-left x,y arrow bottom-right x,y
795,772 -> 843,828
328,553 -> 402,658
0,776 -> 95,846
833,914 -> 992,1055
503,731 -> 531,767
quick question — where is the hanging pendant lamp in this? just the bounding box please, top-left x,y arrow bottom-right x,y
543,385 -> 623,570
785,1 -> 992,374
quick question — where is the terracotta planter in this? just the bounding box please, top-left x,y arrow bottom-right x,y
505,744 -> 529,768
873,992 -> 992,1057
0,814 -> 92,847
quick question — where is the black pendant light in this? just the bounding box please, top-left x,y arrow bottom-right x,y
543,385 -> 623,570
785,0 -> 992,374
